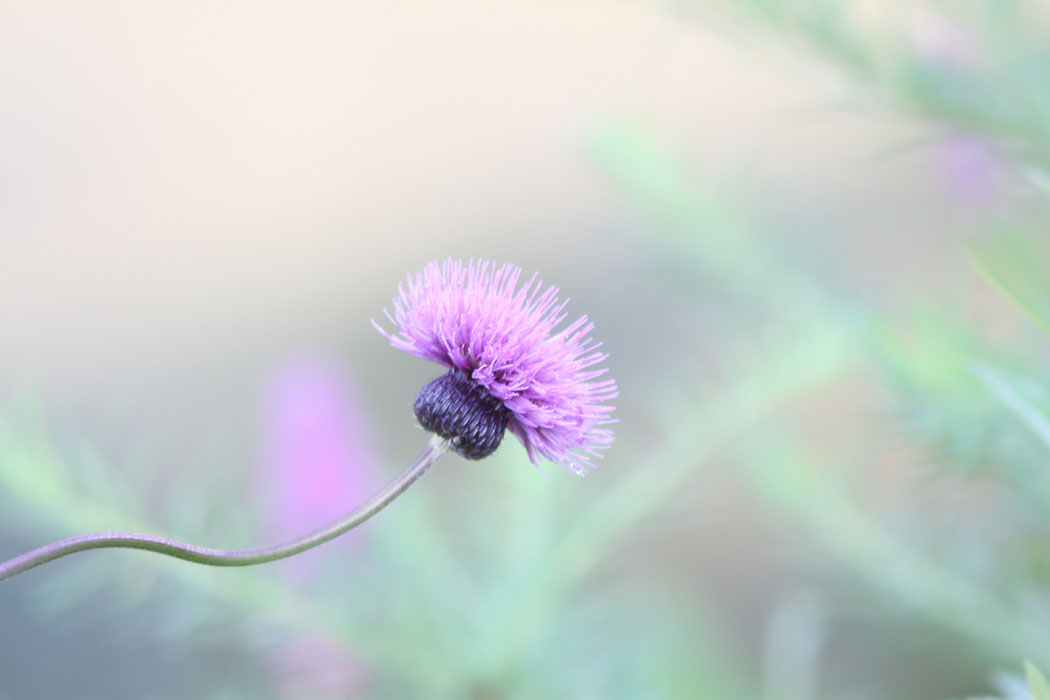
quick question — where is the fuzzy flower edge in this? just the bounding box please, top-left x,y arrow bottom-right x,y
373,258 -> 617,475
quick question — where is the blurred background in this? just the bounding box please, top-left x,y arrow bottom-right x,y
3,1 -> 1050,698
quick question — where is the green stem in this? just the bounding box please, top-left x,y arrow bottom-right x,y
0,436 -> 448,583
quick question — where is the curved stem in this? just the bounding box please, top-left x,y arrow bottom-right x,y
0,436 -> 449,583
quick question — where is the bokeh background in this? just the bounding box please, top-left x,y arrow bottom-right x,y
4,1 -> 1050,698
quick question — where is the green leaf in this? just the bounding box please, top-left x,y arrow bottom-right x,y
972,364 -> 1050,454
969,231 -> 1050,337
1026,660 -> 1050,700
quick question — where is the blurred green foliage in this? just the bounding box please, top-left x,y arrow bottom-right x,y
1027,662 -> 1050,700
722,0 -> 1050,160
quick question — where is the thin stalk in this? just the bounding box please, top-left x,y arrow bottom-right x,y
0,436 -> 448,583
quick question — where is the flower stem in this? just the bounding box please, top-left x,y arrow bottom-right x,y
0,436 -> 449,583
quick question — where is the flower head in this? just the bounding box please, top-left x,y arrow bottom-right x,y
373,258 -> 617,475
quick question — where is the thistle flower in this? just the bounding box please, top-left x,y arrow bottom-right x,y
373,258 -> 617,475
0,260 -> 614,585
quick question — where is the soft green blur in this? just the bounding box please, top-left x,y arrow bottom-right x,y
3,2 -> 1050,699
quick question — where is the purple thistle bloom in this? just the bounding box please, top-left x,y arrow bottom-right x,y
373,258 -> 617,475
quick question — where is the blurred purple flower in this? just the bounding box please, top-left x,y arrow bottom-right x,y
259,355 -> 380,578
936,134 -> 999,205
271,636 -> 370,700
374,258 -> 617,475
